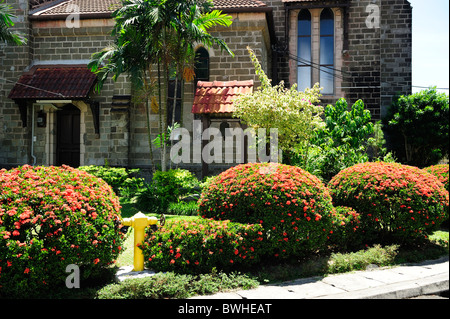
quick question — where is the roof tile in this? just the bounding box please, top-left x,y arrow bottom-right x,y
192,80 -> 253,114
32,0 -> 267,16
8,66 -> 97,100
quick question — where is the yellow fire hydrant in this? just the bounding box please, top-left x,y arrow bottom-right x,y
122,212 -> 158,272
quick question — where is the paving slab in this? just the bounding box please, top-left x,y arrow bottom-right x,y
191,257 -> 449,299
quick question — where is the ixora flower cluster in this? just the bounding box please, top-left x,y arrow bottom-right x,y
142,162 -> 448,273
0,165 -> 125,297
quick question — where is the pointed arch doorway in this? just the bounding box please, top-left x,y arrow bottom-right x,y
56,104 -> 80,167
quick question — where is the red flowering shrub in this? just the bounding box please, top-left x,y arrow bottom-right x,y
328,206 -> 364,250
329,162 -> 449,244
198,163 -> 335,258
140,219 -> 264,274
0,165 -> 125,297
425,164 -> 449,191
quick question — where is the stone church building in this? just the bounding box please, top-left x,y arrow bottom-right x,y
0,0 -> 412,176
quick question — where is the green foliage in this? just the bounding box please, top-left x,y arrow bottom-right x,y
233,47 -> 324,156
0,1 -> 27,45
78,165 -> 145,198
293,98 -> 376,181
140,219 -> 264,274
134,169 -> 200,214
0,165 -> 125,298
384,88 -> 449,167
96,270 -> 259,299
329,162 -> 449,244
327,245 -> 399,274
317,98 -> 374,149
153,168 -> 200,199
167,201 -> 199,216
199,162 -> 335,258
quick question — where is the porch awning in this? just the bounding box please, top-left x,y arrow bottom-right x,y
8,66 -> 97,100
192,80 -> 253,114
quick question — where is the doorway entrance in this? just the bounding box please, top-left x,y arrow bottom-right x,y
56,104 -> 80,167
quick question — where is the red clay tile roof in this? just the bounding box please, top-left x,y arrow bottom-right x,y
31,0 -> 267,17
192,80 -> 253,114
214,0 -> 267,10
32,0 -> 121,16
281,0 -> 325,2
8,66 -> 97,100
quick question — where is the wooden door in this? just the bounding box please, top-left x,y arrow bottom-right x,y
56,104 -> 80,167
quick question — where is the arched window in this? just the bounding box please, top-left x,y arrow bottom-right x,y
320,8 -> 334,95
194,47 -> 209,88
297,10 -> 312,90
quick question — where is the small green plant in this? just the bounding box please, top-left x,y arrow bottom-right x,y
96,270 -> 259,299
78,165 -> 145,197
294,98 -> 375,181
167,201 -> 199,216
134,169 -> 200,214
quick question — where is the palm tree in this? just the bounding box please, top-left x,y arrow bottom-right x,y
0,0 -> 27,45
89,0 -> 233,172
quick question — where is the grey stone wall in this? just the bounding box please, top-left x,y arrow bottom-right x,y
0,0 -> 32,168
380,0 -> 412,118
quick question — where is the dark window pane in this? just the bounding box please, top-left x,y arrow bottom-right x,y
298,10 -> 311,36
320,8 -> 334,35
194,47 -> 209,81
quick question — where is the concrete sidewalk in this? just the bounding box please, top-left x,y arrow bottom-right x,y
190,256 -> 449,299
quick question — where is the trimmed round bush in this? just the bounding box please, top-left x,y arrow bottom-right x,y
198,163 -> 335,258
140,218 -> 264,274
0,165 -> 125,297
329,162 -> 449,244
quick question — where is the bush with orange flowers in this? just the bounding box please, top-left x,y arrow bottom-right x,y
140,218 -> 264,274
329,162 -> 449,244
425,164 -> 449,192
0,165 -> 125,297
198,162 -> 335,259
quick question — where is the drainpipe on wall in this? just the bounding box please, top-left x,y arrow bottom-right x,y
31,104 -> 37,166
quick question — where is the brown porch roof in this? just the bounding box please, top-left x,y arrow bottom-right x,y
8,66 -> 97,100
192,80 -> 253,114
